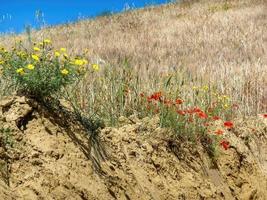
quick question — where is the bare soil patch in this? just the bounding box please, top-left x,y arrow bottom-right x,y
0,96 -> 266,199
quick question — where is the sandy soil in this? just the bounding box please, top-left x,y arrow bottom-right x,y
0,96 -> 266,200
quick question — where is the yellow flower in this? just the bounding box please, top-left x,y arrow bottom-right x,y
17,51 -> 26,58
27,64 -> 35,70
55,51 -> 60,57
44,39 -> 51,44
61,69 -> 69,75
60,48 -> 66,53
33,47 -> 40,51
32,54 -> 39,61
0,60 -> 4,65
16,68 -> 25,75
202,85 -> 209,91
193,86 -> 198,90
92,64 -> 99,71
63,53 -> 68,59
74,59 -> 84,66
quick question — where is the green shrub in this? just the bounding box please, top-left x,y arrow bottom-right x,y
0,39 -> 87,98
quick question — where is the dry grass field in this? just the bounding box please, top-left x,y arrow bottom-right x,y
0,0 -> 266,123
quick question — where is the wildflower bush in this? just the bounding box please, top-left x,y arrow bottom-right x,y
139,83 -> 237,153
0,39 -> 88,98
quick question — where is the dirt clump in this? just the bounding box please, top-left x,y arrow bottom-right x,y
0,96 -> 266,200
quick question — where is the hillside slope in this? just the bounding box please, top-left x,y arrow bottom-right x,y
1,0 -> 266,113
0,96 -> 266,199
0,97 -> 267,200
0,1 -> 266,199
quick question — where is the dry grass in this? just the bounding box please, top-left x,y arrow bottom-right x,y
0,0 -> 266,120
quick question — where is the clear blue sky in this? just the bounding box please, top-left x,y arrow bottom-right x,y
0,0 -> 169,33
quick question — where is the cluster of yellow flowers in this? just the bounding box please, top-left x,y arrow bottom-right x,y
1,39 -> 101,78
0,38 -> 104,97
0,39 -> 103,87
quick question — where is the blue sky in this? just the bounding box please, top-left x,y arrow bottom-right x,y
0,0 -> 169,33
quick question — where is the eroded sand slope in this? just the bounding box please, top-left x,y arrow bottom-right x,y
0,96 -> 266,200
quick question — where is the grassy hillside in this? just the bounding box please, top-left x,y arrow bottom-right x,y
0,1 -> 267,199
0,0 -> 266,123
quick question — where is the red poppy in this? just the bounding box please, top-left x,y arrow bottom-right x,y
215,129 -> 224,135
212,116 -> 220,121
198,112 -> 208,119
224,121 -> 234,129
177,110 -> 186,116
263,114 -> 267,118
151,92 -> 162,101
147,92 -> 162,102
193,107 -> 202,113
220,140 -> 230,150
175,99 -> 183,105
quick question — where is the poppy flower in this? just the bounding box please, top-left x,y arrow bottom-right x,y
220,140 -> 230,150
177,110 -> 186,116
224,121 -> 234,129
187,107 -> 202,114
212,116 -> 220,121
193,107 -> 202,113
175,99 -> 183,105
152,92 -> 162,100
148,92 -> 162,102
263,114 -> 267,118
198,112 -> 208,119
215,129 -> 224,135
